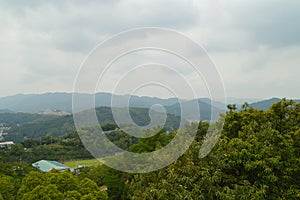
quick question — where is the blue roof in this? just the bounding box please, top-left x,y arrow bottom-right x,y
32,160 -> 70,172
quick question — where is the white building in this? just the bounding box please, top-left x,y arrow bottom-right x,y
0,141 -> 14,148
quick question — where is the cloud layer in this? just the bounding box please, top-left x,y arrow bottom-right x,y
0,0 -> 299,99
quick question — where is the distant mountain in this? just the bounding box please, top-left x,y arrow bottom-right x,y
0,93 -> 224,120
2,93 -> 300,120
0,93 -> 72,113
165,98 -> 226,121
250,98 -> 281,110
0,93 -> 180,113
226,97 -> 263,105
250,98 -> 300,110
0,109 -> 12,113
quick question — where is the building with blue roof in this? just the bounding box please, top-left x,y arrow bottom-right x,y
32,160 -> 70,172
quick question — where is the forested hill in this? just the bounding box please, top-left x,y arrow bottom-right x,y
1,92 -> 299,120
0,112 -> 59,127
2,107 -> 180,143
165,98 -> 224,120
0,92 -> 227,121
0,109 -> 12,113
0,93 -> 180,113
250,98 -> 300,110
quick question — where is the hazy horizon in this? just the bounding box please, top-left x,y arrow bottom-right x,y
0,91 -> 295,102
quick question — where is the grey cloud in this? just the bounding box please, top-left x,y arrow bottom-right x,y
3,0 -> 200,54
0,0 -> 299,98
229,0 -> 300,48
187,0 -> 300,53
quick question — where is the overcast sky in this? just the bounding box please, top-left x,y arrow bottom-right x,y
0,0 -> 299,99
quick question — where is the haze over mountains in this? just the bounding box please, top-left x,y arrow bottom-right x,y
0,93 -> 299,143
0,93 -> 298,116
0,93 -> 180,113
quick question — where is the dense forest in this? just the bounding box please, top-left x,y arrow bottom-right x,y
0,99 -> 299,199
2,107 -> 180,143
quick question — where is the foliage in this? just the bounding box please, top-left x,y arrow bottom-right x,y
3,107 -> 180,143
17,171 -> 108,200
0,99 -> 299,199
128,128 -> 171,153
78,165 -> 131,200
1,132 -> 93,163
131,99 -> 300,199
0,176 -> 14,200
0,112 -> 59,127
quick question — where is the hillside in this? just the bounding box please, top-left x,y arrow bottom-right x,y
165,98 -> 225,120
0,92 -> 180,113
250,98 -> 300,110
1,93 -> 299,123
0,109 -> 12,113
0,112 -> 60,127
2,107 -> 181,143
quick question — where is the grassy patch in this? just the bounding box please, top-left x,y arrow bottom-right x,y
64,158 -> 102,168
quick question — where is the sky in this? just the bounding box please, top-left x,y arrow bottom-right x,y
0,0 -> 299,99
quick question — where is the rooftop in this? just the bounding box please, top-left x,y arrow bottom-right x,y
32,160 -> 70,172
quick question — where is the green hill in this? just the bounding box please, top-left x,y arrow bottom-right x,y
0,92 -> 179,113
165,98 -> 225,120
3,107 -> 180,143
250,98 -> 300,110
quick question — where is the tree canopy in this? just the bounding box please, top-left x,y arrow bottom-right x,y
131,99 -> 300,199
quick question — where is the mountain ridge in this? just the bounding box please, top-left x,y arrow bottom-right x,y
0,92 -> 299,116
250,98 -> 300,110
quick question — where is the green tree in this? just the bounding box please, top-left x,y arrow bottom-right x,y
129,128 -> 169,153
65,190 -> 81,200
21,184 -> 64,200
17,171 -> 108,199
79,178 -> 108,200
0,176 -> 14,200
131,99 -> 300,199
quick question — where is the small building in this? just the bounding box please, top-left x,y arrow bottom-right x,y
0,141 -> 14,149
32,160 -> 70,172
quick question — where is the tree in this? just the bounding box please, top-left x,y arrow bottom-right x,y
78,165 -> 131,200
21,184 -> 64,200
131,99 -> 300,199
79,178 -> 108,200
227,104 -> 237,112
0,176 -> 14,200
17,171 -> 108,200
65,190 -> 81,200
129,128 -> 169,153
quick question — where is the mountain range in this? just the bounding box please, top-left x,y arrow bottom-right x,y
0,93 -> 299,143
0,93 -> 299,118
0,93 -> 180,113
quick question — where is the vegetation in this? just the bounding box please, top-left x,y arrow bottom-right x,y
64,159 -> 102,169
0,99 -> 299,199
3,107 -> 180,143
3,114 -> 75,143
0,112 -> 59,127
0,132 -> 93,163
17,171 -> 108,200
131,99 -> 300,199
